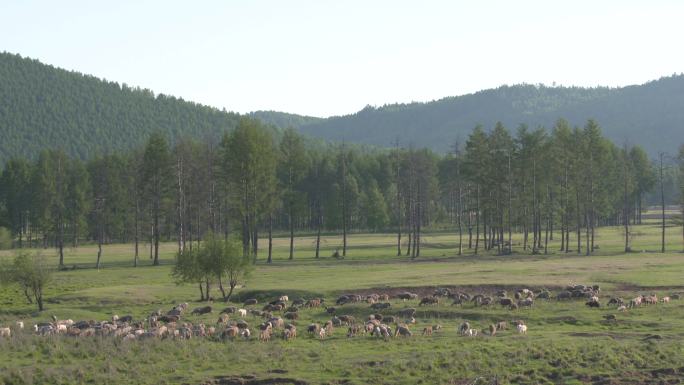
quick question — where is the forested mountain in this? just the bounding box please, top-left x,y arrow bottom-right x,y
2,51 -> 683,166
0,52 -> 240,164
289,76 -> 684,155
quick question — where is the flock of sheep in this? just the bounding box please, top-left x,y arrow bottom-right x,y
0,283 -> 677,342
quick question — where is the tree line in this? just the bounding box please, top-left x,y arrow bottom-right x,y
1,117 -> 683,266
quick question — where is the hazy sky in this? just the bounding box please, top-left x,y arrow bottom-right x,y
2,1 -> 683,117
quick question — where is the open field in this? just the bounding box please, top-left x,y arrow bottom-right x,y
1,222 -> 684,384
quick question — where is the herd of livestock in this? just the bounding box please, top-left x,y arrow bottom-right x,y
0,284 -> 678,342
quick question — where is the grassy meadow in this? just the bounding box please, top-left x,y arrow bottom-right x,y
1,219 -> 684,384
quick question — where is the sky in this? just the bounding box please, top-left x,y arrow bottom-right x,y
2,1 -> 683,117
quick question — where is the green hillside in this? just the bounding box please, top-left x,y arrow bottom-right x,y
0,52 -> 240,164
293,77 -> 684,155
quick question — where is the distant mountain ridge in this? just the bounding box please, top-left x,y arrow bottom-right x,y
1,51 -> 682,165
268,77 -> 684,155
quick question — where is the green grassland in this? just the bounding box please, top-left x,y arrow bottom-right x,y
1,220 -> 684,385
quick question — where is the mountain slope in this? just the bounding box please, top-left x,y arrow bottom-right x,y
294,77 -> 684,155
0,52 -> 240,164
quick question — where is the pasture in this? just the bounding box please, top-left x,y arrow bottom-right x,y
1,220 -> 684,385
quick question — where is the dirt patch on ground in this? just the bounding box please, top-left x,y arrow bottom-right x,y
199,375 -> 309,385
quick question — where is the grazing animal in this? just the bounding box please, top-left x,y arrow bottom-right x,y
489,324 -> 497,336
517,324 -> 527,334
458,322 -> 470,335
0,327 -> 11,338
603,314 -> 617,322
509,303 -> 519,311
397,292 -> 418,301
556,291 -> 572,300
395,325 -> 412,337
405,317 -> 416,325
306,298 -> 322,308
244,298 -> 258,306
221,307 -> 237,314
307,323 -> 321,335
370,302 -> 391,310
259,329 -> 271,342
279,295 -> 289,302
422,326 -> 433,336
347,325 -> 362,337
284,312 -> 299,320
318,328 -> 326,339
237,308 -> 247,317
419,297 -> 439,306
326,306 -> 336,315
585,300 -> 600,308
495,321 -> 508,331
607,297 -> 624,306
464,328 -> 478,337
217,313 -> 230,325
15,321 -> 24,330
338,315 -> 356,325
661,296 -> 670,304
191,306 -> 212,315
397,308 -> 416,318
617,305 -> 627,312
240,328 -> 251,339
499,298 -> 514,307
518,298 -> 534,308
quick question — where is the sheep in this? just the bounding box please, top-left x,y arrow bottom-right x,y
325,306 -> 337,315
464,328 -> 478,337
305,298 -> 322,308
279,295 -> 289,302
307,323 -> 321,335
240,328 -> 251,339
556,291 -> 572,300
284,312 -> 299,320
433,324 -> 442,332
422,326 -> 433,336
324,320 -> 334,335
607,297 -> 624,306
397,292 -> 418,301
191,306 -> 212,315
458,322 -> 470,335
585,300 -> 600,308
0,327 -> 11,338
509,303 -> 519,311
488,324 -> 497,336
405,317 -> 416,325
517,324 -> 527,334
518,298 -> 534,308
499,298 -> 514,307
236,320 -> 249,329
382,316 -> 395,324
236,308 -> 247,318
347,325 -> 362,337
537,291 -> 551,299
617,305 -> 627,312
217,313 -> 230,325
370,302 -> 391,310
379,294 -> 390,301
397,308 -> 416,318
221,307 -> 237,314
495,321 -> 508,331
419,297 -> 439,306
451,297 -> 463,306
244,298 -> 258,306
661,296 -> 670,304
118,315 -> 133,324
15,321 -> 24,330
331,316 -> 342,326
259,329 -> 271,342
292,298 -> 307,306
395,325 -> 412,337
318,327 -> 326,340
338,315 -> 356,325
283,328 -> 295,340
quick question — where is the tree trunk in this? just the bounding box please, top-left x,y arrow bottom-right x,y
289,208 -> 295,260
474,185 -> 480,254
218,275 -> 227,301
315,207 -> 322,259
267,214 -> 273,263
199,282 -> 205,301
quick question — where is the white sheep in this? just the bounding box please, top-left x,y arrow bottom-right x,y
15,321 -> 24,330
617,305 -> 627,312
56,324 -> 68,333
0,327 -> 11,338
517,324 -> 527,334
238,308 -> 247,317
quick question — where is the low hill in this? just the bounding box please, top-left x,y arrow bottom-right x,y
0,52 -> 240,164
292,76 -> 684,155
